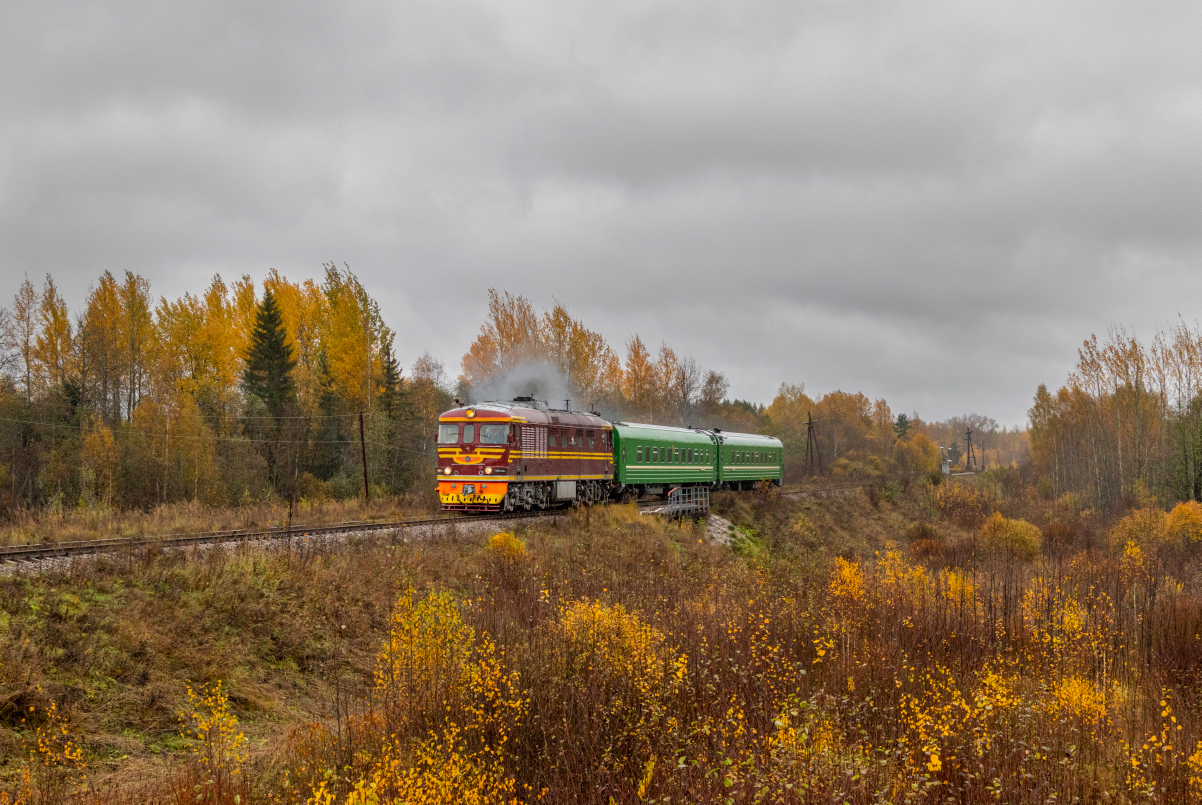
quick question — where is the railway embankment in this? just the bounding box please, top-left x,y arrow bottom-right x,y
0,487 -> 939,800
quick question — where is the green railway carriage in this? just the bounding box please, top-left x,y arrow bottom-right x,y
712,431 -> 784,488
612,422 -> 717,495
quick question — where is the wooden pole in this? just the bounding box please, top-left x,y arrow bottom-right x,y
359,411 -> 370,503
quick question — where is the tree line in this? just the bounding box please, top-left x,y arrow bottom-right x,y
460,290 -> 1025,482
0,273 -> 1023,515
1029,322 -> 1202,508
0,266 -> 450,512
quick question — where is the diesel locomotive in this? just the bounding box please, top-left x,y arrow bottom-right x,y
437,397 -> 783,512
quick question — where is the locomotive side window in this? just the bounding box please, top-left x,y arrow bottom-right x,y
549,428 -> 557,447
575,429 -> 583,447
587,430 -> 595,450
437,424 -> 459,444
462,424 -> 475,443
479,424 -> 508,444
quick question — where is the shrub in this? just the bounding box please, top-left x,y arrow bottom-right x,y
1107,507 -> 1169,553
1166,501 -> 1202,546
558,599 -> 683,695
932,482 -> 988,527
179,681 -> 248,802
487,531 -> 527,562
980,512 -> 1042,559
905,521 -> 942,544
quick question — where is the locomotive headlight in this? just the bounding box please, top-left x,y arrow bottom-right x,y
443,467 -> 452,475
466,408 -> 475,418
484,466 -> 492,475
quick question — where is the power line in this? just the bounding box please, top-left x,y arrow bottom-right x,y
0,415 -> 424,447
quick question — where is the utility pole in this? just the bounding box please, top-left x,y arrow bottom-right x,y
287,418 -> 301,533
359,410 -> 370,503
965,427 -> 977,472
805,411 -> 823,475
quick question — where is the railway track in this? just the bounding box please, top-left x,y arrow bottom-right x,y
0,508 -> 568,567
780,483 -> 865,498
0,484 -> 865,567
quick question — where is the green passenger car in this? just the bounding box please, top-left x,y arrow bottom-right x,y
712,430 -> 784,488
612,422 -> 717,494
611,422 -> 784,495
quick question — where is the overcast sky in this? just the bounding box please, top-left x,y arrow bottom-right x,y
4,1 -> 1202,426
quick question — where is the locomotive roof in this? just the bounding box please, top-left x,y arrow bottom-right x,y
439,402 -> 610,429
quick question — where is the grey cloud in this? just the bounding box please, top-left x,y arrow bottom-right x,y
4,0 -> 1202,426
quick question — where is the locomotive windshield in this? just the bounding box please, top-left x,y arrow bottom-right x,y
479,424 -> 509,444
437,424 -> 459,444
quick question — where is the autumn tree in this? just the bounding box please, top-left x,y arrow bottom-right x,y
622,335 -> 656,420
7,276 -> 38,401
34,275 -> 73,393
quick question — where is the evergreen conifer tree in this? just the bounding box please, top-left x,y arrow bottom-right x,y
243,289 -> 296,420
380,347 -> 401,417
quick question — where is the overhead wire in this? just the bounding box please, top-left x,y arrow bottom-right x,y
0,414 -> 434,450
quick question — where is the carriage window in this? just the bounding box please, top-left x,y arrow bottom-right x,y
437,424 -> 459,444
479,424 -> 508,444
462,424 -> 475,443
674,447 -> 679,462
637,446 -> 643,462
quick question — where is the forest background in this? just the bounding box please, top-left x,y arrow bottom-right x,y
1,267 -> 1188,518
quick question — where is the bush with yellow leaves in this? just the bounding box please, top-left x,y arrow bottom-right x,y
487,531 -> 526,562
980,511 -> 1042,559
1166,500 -> 1202,547
311,588 -> 527,805
179,681 -> 249,802
1108,506 -> 1170,553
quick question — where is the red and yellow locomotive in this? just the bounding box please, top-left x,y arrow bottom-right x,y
437,397 -> 613,512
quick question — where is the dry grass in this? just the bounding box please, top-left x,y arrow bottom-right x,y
3,482 -> 1202,802
0,494 -> 436,547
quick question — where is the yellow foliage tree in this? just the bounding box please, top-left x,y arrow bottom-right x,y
980,512 -> 1042,559
892,433 -> 941,478
1166,500 -> 1202,546
1108,507 -> 1169,553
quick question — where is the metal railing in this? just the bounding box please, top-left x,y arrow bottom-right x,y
642,485 -> 710,519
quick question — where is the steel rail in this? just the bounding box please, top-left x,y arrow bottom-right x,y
0,509 -> 567,565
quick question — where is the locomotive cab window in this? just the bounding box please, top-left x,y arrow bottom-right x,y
437,424 -> 459,444
462,424 -> 475,443
479,424 -> 508,444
